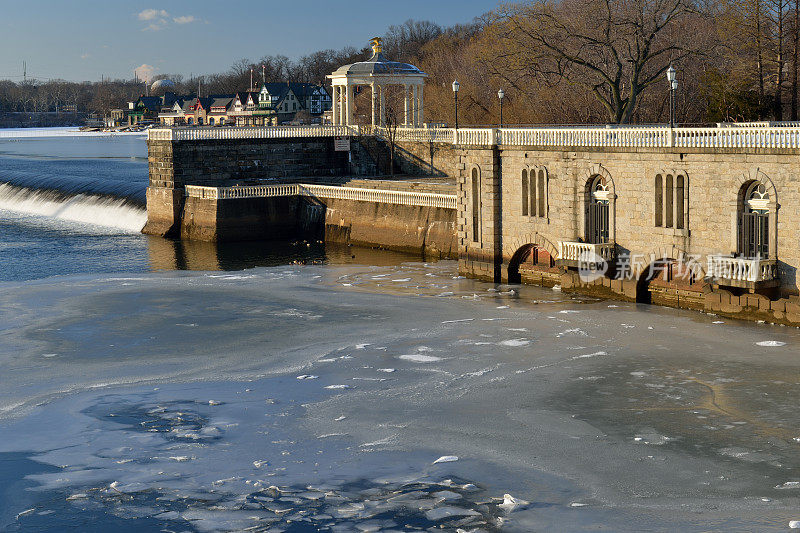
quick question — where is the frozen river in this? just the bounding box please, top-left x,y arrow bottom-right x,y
1,260 -> 799,532
2,130 -> 800,531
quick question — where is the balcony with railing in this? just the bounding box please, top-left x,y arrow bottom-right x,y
706,255 -> 778,289
557,241 -> 616,268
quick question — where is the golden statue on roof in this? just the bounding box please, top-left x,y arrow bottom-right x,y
370,37 -> 383,55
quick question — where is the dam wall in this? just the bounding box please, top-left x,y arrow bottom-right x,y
178,190 -> 456,258
144,135 -> 353,237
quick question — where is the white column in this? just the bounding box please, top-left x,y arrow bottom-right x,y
371,83 -> 376,126
332,85 -> 339,125
345,83 -> 352,126
413,85 -> 419,127
418,84 -> 424,126
411,85 -> 418,127
404,85 -> 410,126
379,85 -> 385,126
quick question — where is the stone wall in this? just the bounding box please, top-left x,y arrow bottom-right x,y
178,194 -> 455,257
144,137 -> 363,237
456,146 -> 800,294
321,198 -> 455,258
180,196 -> 301,242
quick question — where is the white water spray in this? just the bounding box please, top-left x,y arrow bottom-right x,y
0,183 -> 146,233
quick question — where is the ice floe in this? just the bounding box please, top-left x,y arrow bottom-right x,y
399,354 -> 442,363
498,493 -> 529,512
498,339 -> 530,347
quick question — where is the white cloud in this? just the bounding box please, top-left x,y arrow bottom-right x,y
135,64 -> 157,82
173,15 -> 196,24
143,22 -> 167,31
138,9 -> 168,21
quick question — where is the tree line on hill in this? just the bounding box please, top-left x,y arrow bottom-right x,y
2,0 -> 800,125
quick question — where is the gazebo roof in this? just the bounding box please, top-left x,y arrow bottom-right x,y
328,38 -> 427,79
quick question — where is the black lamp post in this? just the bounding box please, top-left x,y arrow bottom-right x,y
498,88 -> 505,127
666,65 -> 677,128
452,80 -> 460,129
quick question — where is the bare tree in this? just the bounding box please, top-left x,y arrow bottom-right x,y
488,0 -> 706,123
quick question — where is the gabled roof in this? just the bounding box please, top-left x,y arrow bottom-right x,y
137,96 -> 162,112
181,96 -> 215,112
210,97 -> 233,109
287,83 -> 329,98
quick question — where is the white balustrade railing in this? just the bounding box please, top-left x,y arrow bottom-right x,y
148,125 -> 359,142
706,255 -> 777,283
498,127 -> 667,148
150,124 -> 800,151
370,126 -> 455,143
454,128 -> 497,146
184,183 -> 457,209
557,241 -> 616,262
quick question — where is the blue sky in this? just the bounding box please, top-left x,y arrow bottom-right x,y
0,1 -> 496,83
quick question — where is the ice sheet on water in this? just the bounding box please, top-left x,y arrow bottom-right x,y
756,340 -> 786,347
398,354 -> 442,363
498,339 -> 530,347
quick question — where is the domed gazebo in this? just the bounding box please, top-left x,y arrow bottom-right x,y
327,38 -> 428,127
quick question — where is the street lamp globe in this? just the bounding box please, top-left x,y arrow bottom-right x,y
452,80 -> 460,93
666,65 -> 676,84
498,88 -> 505,100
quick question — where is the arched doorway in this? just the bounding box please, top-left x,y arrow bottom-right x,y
508,244 -> 555,284
738,180 -> 770,258
636,257 -> 702,306
636,259 -> 674,304
586,175 -> 611,244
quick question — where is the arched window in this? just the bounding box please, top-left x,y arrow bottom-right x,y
521,169 -> 528,216
655,174 -> 663,227
655,173 -> 687,230
530,171 -> 538,217
665,174 -> 674,228
471,167 -> 481,243
537,170 -> 546,217
675,175 -> 685,229
209,117 -> 215,125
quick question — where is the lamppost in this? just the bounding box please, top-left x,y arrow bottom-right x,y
498,88 -> 505,127
452,80 -> 460,129
666,65 -> 677,128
